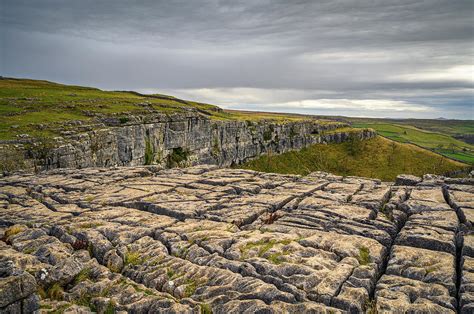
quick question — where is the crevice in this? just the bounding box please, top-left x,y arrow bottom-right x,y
239,182 -> 329,229
367,188 -> 409,304
346,183 -> 364,202
442,184 -> 464,312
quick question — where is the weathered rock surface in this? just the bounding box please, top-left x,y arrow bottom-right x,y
0,166 -> 472,313
5,112 -> 376,171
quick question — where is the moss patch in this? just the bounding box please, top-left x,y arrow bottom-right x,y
144,137 -> 154,165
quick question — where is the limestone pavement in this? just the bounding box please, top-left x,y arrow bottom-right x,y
0,167 -> 473,313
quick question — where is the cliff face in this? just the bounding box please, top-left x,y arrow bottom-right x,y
43,113 -> 375,169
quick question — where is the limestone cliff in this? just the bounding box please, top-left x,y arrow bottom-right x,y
39,113 -> 375,170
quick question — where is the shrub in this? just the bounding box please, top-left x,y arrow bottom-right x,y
119,116 -> 129,124
263,130 -> 272,141
75,292 -> 97,311
267,252 -> 285,265
166,268 -> 176,279
25,137 -> 55,171
0,146 -> 26,173
289,126 -> 297,139
211,137 -> 220,158
167,147 -> 189,168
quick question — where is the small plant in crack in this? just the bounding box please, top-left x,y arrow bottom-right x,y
3,225 -> 26,240
167,267 -> 176,279
379,204 -> 394,222
364,298 -> 377,314
262,212 -> 281,224
184,278 -> 198,297
74,268 -> 92,284
200,303 -> 212,314
357,246 -> 371,265
124,251 -> 144,266
47,283 -> 65,301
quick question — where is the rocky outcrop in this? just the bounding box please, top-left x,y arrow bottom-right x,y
5,113 -> 375,171
0,166 -> 472,312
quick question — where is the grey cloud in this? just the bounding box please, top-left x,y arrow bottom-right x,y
1,0 -> 473,119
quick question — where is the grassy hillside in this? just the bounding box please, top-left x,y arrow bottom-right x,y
238,136 -> 469,181
0,78 -> 215,140
1,78 -> 335,141
351,122 -> 474,164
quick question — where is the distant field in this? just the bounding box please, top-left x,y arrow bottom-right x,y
351,122 -> 474,164
238,136 -> 469,181
347,117 -> 474,138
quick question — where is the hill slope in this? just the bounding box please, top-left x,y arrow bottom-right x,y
352,122 -> 474,164
238,136 -> 469,181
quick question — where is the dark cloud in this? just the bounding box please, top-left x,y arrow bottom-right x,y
1,0 -> 473,118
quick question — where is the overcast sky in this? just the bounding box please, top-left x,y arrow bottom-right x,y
1,0 -> 473,119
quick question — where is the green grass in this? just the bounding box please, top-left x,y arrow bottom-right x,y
74,268 -> 92,284
347,117 -> 474,137
0,78 -> 329,141
144,137 -> 154,165
357,247 -> 371,265
220,109 -> 341,124
47,283 -> 65,301
352,122 -> 474,164
4,225 -> 27,238
238,136 -> 469,181
200,303 -> 213,314
124,251 -> 144,266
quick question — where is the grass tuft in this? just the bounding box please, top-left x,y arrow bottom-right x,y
200,303 -> 213,314
4,225 -> 27,239
124,251 -> 143,266
357,246 -> 371,266
47,283 -> 65,301
74,268 -> 92,284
